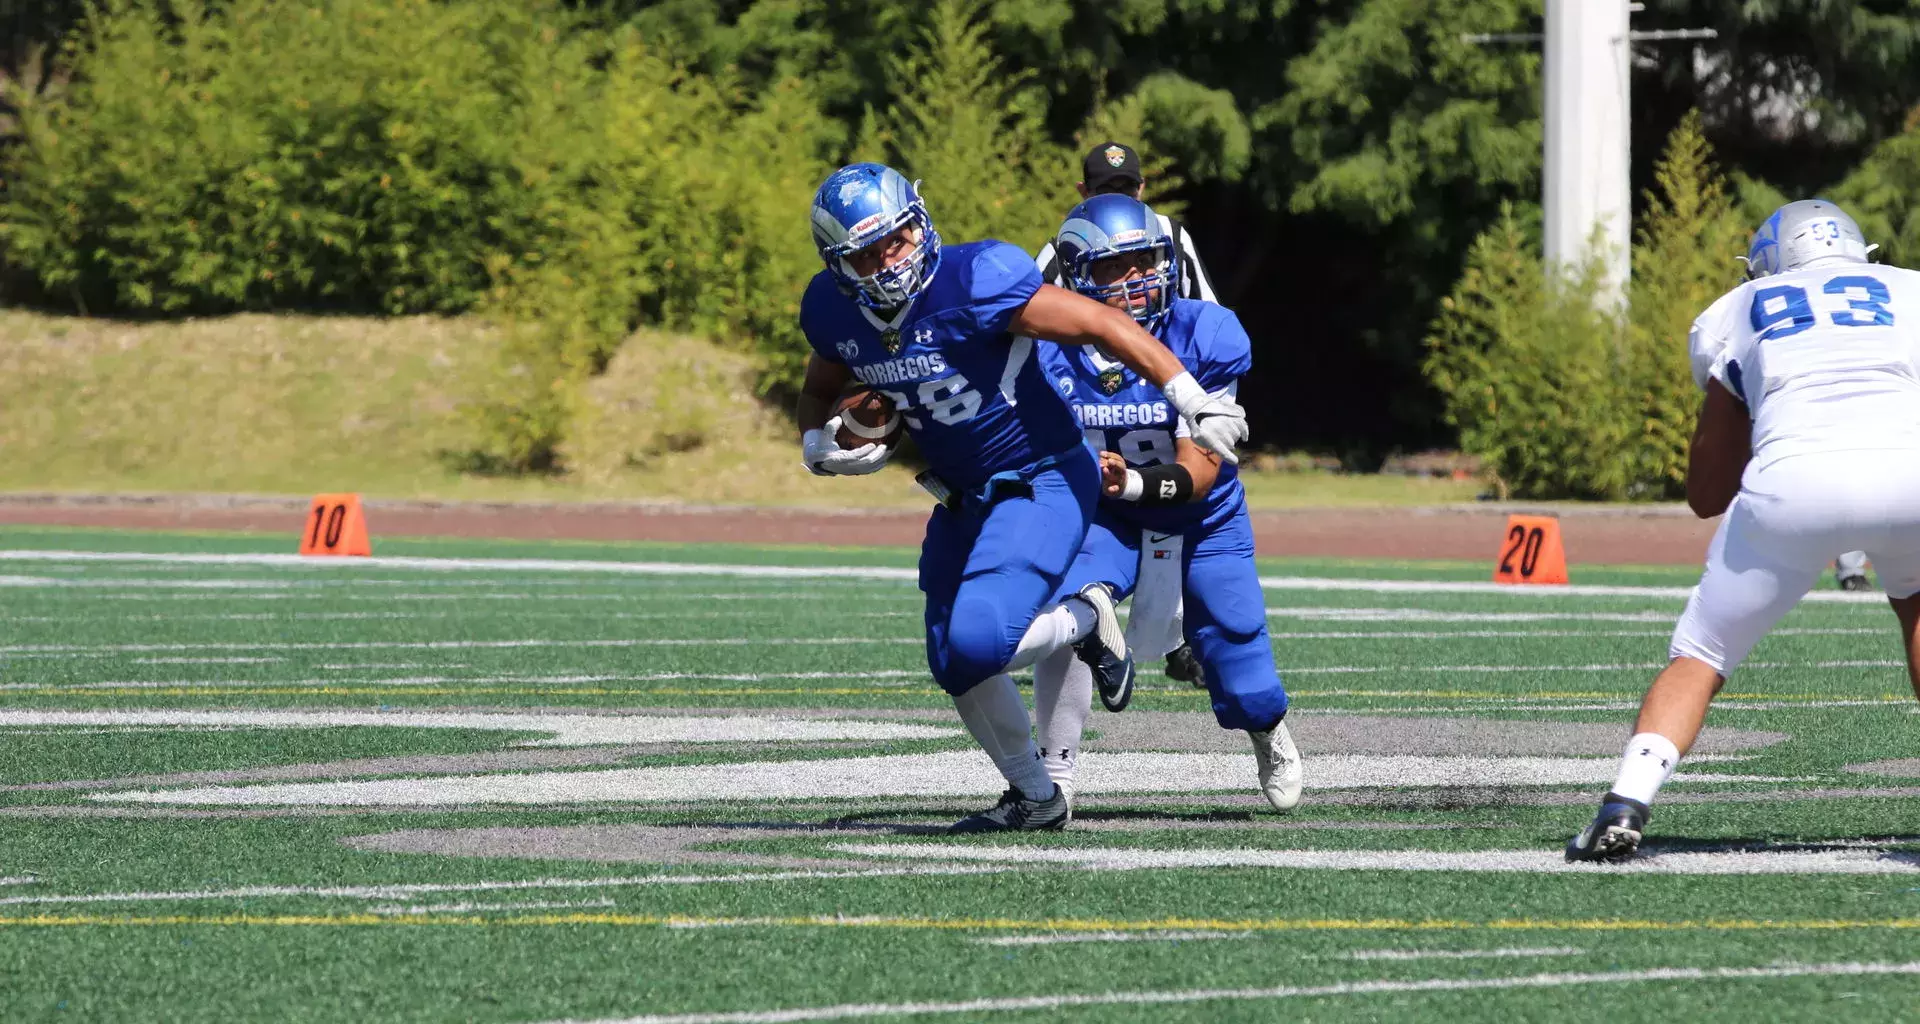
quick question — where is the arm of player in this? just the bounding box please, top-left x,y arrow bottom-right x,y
795,354 -> 890,477
1685,379 -> 1752,518
1009,284 -> 1249,463
1100,441 -> 1222,504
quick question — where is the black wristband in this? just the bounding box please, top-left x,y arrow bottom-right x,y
1135,463 -> 1195,506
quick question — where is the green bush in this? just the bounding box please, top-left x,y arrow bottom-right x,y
0,0 -> 1083,475
0,0 -> 600,316
864,0 -> 1075,253
1834,125 -> 1920,269
460,39 -> 841,472
1425,113 -> 1745,500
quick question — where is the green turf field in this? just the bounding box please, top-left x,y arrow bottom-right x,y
4,525 -> 1920,1021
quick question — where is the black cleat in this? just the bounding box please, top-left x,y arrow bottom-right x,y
1164,642 -> 1206,690
947,785 -> 1070,834
1839,573 -> 1873,592
1565,793 -> 1650,862
1071,583 -> 1136,712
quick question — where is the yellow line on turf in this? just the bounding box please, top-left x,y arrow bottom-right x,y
8,913 -> 1920,931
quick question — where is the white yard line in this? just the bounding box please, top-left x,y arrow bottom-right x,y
3,630 -> 1898,661
0,637 -> 921,656
0,710 -> 955,748
1336,946 -> 1585,961
0,866 -> 1012,908
973,930 -> 1249,947
0,549 -> 1840,601
0,670 -> 933,692
543,962 -> 1920,1024
130,657 -> 286,665
835,842 -> 1918,875
1264,607 -> 1679,623
11,609 -> 918,623
93,752 -> 1767,807
1279,658 -> 1908,676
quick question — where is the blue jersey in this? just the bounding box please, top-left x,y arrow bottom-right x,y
1040,298 -> 1249,533
801,241 -> 1083,491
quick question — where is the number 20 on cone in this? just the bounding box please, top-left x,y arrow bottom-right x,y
1493,514 -> 1567,584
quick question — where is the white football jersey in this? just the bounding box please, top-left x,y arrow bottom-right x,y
1689,259 -> 1920,469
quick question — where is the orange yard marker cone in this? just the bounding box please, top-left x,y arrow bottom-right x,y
299,493 -> 372,556
1493,514 -> 1567,584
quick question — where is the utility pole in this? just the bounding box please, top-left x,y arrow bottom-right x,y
1468,3 -> 1715,308
1543,0 -> 1630,304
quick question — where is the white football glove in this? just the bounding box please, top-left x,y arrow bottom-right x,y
1163,371 -> 1249,465
802,417 -> 892,476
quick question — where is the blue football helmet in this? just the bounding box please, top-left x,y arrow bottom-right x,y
1054,194 -> 1179,330
809,163 -> 942,309
1744,199 -> 1873,279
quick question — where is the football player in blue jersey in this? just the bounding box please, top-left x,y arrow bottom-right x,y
796,163 -> 1251,833
1030,193 -> 1302,813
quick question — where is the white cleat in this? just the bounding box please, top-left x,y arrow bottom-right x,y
1249,721 -> 1303,812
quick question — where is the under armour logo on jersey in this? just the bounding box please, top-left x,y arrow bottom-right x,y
835,339 -> 860,361
914,327 -> 933,346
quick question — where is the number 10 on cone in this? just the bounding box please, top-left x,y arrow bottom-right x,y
300,493 -> 372,556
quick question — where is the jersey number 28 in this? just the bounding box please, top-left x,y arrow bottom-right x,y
879,375 -> 981,429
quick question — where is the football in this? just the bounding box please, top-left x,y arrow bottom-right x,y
833,387 -> 903,450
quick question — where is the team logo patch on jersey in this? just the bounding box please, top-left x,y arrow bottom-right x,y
835,339 -> 860,362
881,328 -> 901,354
1097,364 -> 1128,396
1104,145 -> 1127,168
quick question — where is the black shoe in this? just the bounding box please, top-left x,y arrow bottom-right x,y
1165,642 -> 1206,690
1565,793 -> 1649,862
1839,574 -> 1873,592
1071,584 -> 1135,712
947,785 -> 1069,834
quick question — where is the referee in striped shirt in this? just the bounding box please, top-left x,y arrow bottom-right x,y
1035,141 -> 1219,303
1037,140 -> 1218,689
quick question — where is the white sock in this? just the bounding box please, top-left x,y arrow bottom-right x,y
951,674 -> 1054,800
1003,599 -> 1096,672
1608,732 -> 1680,806
1032,647 -> 1092,801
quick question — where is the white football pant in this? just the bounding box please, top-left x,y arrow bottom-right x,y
1670,450 -> 1920,676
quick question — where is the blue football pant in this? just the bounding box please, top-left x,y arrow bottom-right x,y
1059,504 -> 1289,731
919,448 -> 1099,696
